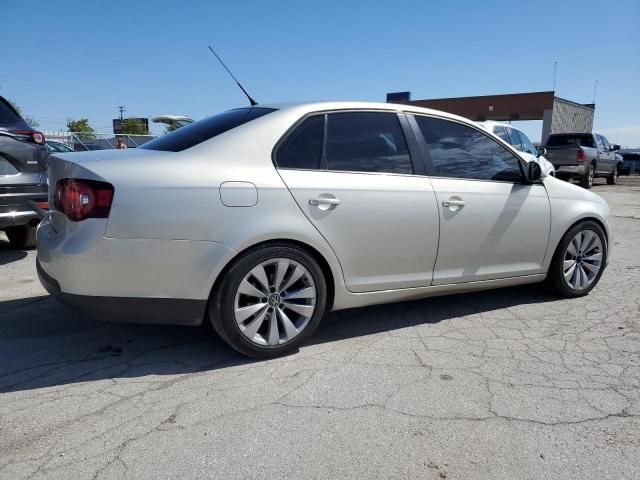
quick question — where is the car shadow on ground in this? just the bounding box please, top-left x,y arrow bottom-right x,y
0,284 -> 558,393
0,238 -> 28,265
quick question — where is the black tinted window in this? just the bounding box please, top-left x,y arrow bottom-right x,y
141,107 -> 276,152
415,116 -> 522,182
275,115 -> 323,169
0,98 -> 23,126
325,112 -> 412,174
546,134 -> 595,148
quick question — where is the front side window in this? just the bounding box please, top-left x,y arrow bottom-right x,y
141,107 -> 276,152
493,126 -> 509,143
595,135 -> 606,151
325,112 -> 413,174
517,130 -> 537,155
415,116 -> 523,182
506,128 -> 523,151
601,135 -> 611,151
275,115 -> 323,169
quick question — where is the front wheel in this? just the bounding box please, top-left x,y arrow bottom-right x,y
547,221 -> 607,298
579,164 -> 595,189
209,244 -> 328,358
5,224 -> 37,249
606,166 -> 619,185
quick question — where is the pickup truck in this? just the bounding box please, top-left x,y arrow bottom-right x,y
544,133 -> 622,189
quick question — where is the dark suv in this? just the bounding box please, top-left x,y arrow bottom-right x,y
0,96 -> 48,248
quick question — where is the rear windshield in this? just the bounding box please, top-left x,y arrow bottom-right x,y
141,107 -> 276,152
546,134 -> 595,148
0,98 -> 24,126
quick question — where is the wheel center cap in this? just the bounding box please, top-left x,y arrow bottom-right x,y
268,293 -> 281,307
576,254 -> 583,263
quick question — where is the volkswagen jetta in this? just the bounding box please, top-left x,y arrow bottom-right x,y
37,102 -> 612,357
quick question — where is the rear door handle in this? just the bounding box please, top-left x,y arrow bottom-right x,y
309,197 -> 341,206
442,200 -> 465,207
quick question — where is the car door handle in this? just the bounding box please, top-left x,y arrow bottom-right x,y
309,197 -> 341,206
442,199 -> 465,207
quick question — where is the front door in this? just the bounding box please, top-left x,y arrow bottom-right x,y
275,111 -> 440,293
411,114 -> 551,285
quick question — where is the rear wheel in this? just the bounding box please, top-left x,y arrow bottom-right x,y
210,244 -> 328,358
5,225 -> 37,249
579,164 -> 595,189
547,221 -> 607,298
606,166 -> 619,185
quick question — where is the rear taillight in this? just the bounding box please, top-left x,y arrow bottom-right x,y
9,129 -> 45,145
53,179 -> 114,221
577,150 -> 585,162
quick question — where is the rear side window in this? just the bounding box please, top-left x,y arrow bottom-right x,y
0,98 -> 23,126
275,115 -> 323,169
415,116 -> 523,182
141,107 -> 276,152
325,112 -> 412,174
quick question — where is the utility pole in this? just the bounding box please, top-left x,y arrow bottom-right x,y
118,106 -> 126,120
553,61 -> 558,91
592,80 -> 598,104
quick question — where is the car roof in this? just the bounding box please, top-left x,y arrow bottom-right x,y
258,100 -> 473,124
478,120 -> 524,133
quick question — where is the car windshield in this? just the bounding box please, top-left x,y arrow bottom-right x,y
141,107 -> 276,152
546,134 -> 595,148
0,98 -> 24,126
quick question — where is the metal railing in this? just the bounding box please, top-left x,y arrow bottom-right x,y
43,131 -> 158,151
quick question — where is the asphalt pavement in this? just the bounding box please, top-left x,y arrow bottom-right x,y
1,176 -> 639,479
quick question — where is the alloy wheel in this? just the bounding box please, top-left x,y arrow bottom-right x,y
234,258 -> 317,346
563,230 -> 603,290
588,166 -> 594,187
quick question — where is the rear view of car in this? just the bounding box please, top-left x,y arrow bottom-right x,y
0,96 -> 48,248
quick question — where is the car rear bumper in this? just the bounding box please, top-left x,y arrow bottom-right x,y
0,184 -> 48,228
554,164 -> 588,177
37,258 -> 207,326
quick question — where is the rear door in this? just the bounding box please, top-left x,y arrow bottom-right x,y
276,110 -> 440,293
411,114 -> 550,284
0,98 -> 45,186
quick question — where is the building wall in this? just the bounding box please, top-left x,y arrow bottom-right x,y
547,98 -> 595,142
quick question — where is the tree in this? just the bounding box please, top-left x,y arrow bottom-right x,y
67,118 -> 95,140
119,118 -> 149,135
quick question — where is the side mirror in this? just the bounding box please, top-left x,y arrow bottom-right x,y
536,146 -> 547,157
527,161 -> 542,182
612,144 -> 621,151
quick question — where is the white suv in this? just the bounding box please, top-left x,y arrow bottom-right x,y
479,121 -> 555,177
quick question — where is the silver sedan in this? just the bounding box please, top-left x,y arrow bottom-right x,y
37,101 -> 612,357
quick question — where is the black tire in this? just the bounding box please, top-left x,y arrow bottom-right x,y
579,164 -> 595,189
606,166 -> 619,185
5,224 -> 37,249
209,244 -> 328,358
547,220 -> 607,298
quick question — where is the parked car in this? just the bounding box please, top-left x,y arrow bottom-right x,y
478,121 -> 555,177
618,149 -> 640,175
37,101 -> 612,358
45,140 -> 74,153
0,95 -> 48,248
544,133 -> 622,188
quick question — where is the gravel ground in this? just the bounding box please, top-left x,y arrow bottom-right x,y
1,176 -> 639,480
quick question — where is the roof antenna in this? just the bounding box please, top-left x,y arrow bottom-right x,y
208,45 -> 258,106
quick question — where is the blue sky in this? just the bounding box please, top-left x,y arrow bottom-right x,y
2,0 -> 639,145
